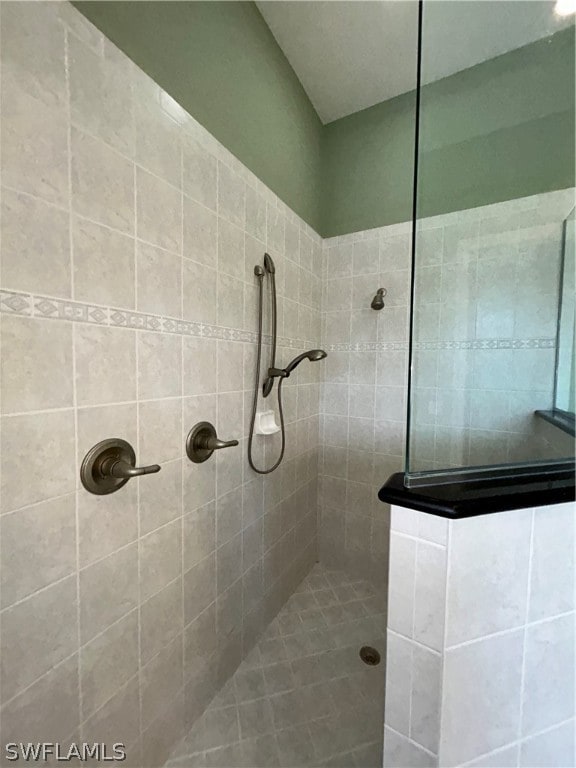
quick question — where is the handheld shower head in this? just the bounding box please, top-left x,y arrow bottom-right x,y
264,349 -> 327,393
284,349 -> 327,375
307,349 -> 328,363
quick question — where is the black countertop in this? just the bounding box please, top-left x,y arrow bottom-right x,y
379,465 -> 575,519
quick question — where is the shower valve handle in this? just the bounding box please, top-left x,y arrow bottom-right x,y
100,457 -> 161,479
186,422 -> 239,463
80,438 -> 161,495
201,435 -> 239,451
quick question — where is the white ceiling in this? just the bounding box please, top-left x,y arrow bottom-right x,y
256,1 -> 573,124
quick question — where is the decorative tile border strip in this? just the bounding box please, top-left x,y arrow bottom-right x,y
0,290 -> 315,350
327,341 -> 409,352
1,291 -> 555,353
327,338 -> 556,353
414,338 -> 556,350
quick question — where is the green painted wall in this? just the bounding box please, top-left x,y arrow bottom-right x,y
74,1 -> 323,230
321,90 -> 417,238
74,3 -> 574,238
322,27 -> 575,236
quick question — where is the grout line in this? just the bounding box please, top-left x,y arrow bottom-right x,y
179,134 -> 187,702
444,608 -> 576,652
0,570 -> 79,617
384,528 -> 447,550
77,673 -> 140,737
458,716 -> 576,768
134,129 -> 145,747
77,538 -> 138,575
1,601 -> 142,717
436,514 -> 452,765
0,0 -> 3,710
387,628 -> 442,658
0,489 -> 77,518
0,648 -> 81,712
406,535 -> 418,744
384,724 -> 438,759
518,508 -> 536,742
64,24 -> 85,735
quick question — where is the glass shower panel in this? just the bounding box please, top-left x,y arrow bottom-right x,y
555,208 -> 575,415
407,0 -> 576,484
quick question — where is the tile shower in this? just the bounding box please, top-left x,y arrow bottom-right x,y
318,186 -> 574,583
0,4 -> 322,764
0,3 -> 574,768
319,226 -> 410,584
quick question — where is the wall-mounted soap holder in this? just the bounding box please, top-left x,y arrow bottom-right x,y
81,438 -> 161,495
254,410 -> 280,435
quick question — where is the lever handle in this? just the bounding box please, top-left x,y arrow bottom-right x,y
81,438 -> 162,495
102,458 -> 161,479
186,422 -> 239,463
204,436 -> 239,451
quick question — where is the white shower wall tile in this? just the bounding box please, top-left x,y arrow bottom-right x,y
0,4 -> 322,765
383,503 -> 576,768
383,726 -> 437,768
413,541 -> 446,652
521,613 -> 575,738
445,509 -> 532,646
441,629 -> 525,766
529,502 -> 576,621
518,720 -> 575,768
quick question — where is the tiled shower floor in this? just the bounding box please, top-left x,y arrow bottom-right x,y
166,564 -> 387,768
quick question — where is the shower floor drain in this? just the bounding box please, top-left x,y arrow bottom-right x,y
359,646 -> 381,666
